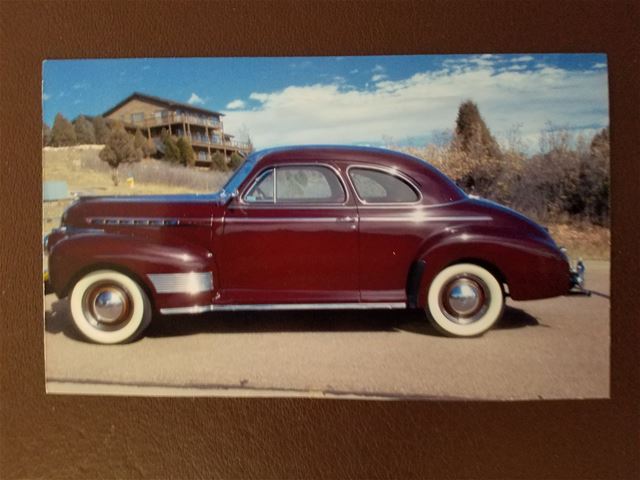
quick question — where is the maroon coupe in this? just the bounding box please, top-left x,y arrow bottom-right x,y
45,145 -> 586,344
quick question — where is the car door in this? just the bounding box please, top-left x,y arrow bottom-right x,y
217,163 -> 359,305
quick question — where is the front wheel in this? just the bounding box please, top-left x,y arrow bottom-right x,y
69,269 -> 152,344
426,263 -> 504,337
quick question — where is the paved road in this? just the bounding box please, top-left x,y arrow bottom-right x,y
44,261 -> 610,400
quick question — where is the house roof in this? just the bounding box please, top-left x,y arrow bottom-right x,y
102,92 -> 224,118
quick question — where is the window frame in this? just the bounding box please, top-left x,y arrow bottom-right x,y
241,163 -> 350,206
346,165 -> 423,206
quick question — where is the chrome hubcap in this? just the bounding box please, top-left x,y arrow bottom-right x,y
82,283 -> 132,330
440,275 -> 489,324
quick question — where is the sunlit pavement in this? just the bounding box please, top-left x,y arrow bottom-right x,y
44,261 -> 609,400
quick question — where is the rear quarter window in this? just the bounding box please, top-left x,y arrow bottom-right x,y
349,168 -> 420,203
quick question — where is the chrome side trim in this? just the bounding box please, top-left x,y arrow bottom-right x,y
148,272 -> 213,294
88,217 -> 211,227
160,302 -> 406,315
359,215 -> 493,222
224,217 -> 344,223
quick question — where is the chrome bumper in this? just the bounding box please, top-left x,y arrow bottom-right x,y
569,258 -> 591,296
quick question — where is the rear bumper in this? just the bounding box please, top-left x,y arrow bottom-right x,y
568,258 -> 591,296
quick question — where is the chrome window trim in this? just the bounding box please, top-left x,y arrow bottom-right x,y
239,163 -> 350,207
160,302 -> 406,315
346,165 -> 423,206
242,168 -> 276,204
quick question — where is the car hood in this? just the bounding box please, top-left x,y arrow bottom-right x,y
61,192 -> 228,229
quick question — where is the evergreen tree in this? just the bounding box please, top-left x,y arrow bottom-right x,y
145,137 -> 157,158
74,115 -> 96,144
455,100 -> 501,159
92,116 -> 111,144
99,126 -> 141,185
209,151 -> 227,172
43,122 -> 52,147
50,113 -> 77,146
133,129 -> 147,158
177,137 -> 196,167
163,135 -> 181,164
228,152 -> 244,170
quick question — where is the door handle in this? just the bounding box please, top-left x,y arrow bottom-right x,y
336,216 -> 357,223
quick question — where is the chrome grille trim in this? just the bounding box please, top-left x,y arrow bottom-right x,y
160,302 -> 406,315
148,272 -> 213,294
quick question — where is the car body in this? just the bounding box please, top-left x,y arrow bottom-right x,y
45,145 -> 586,343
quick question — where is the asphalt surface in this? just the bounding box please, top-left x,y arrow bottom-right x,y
44,261 -> 610,400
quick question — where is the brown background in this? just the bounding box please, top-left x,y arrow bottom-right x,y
1,1 -> 638,478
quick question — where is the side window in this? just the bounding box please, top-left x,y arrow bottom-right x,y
349,168 -> 419,203
244,169 -> 275,203
276,166 -> 346,203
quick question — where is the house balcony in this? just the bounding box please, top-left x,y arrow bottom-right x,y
127,111 -> 223,130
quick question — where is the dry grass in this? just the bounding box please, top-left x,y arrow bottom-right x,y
42,146 -> 229,235
548,223 -> 610,260
43,146 -> 229,195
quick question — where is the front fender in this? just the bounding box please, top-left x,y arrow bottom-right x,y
414,228 -> 571,306
48,231 -> 215,299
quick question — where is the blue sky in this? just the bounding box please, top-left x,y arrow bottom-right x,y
43,54 -> 609,150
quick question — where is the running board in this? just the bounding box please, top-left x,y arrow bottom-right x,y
160,302 -> 407,315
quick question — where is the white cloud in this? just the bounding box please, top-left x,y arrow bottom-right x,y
226,99 -> 246,109
510,55 -> 535,63
223,61 -> 609,150
350,69 -> 359,74
73,82 -> 89,90
372,64 -> 385,73
42,93 -> 51,101
187,92 -> 205,105
371,73 -> 387,82
593,62 -> 607,69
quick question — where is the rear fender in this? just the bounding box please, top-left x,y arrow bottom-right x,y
412,229 -> 569,307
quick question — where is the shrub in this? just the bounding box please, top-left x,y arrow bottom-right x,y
74,115 -> 96,144
43,122 -> 52,147
163,135 -> 181,164
228,152 -> 244,170
176,136 -> 196,167
51,113 -> 77,146
99,126 -> 141,185
92,116 -> 111,144
209,151 -> 227,172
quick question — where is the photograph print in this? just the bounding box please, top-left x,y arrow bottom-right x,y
43,54 -> 610,399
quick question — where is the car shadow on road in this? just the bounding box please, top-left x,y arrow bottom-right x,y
145,305 -> 540,339
44,298 -> 86,341
45,298 -> 541,341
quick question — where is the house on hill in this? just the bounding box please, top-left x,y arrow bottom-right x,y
102,92 -> 251,166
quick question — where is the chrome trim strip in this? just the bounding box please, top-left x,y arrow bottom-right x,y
359,215 -> 493,222
239,162 -> 351,207
346,164 -> 423,206
88,217 -> 211,227
224,217 -> 344,223
148,272 -> 213,294
160,302 -> 406,315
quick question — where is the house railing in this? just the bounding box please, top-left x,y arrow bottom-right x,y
127,111 -> 223,129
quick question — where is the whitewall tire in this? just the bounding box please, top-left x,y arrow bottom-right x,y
426,263 -> 504,337
69,269 -> 152,344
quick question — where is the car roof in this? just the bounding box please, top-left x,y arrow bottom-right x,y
255,145 -> 433,172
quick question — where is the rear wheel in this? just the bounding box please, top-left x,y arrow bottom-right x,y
426,263 -> 504,337
69,269 -> 152,344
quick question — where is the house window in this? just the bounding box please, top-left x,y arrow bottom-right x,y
198,151 -> 206,160
131,112 -> 144,122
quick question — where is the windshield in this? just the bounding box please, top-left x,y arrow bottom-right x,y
220,152 -> 260,196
